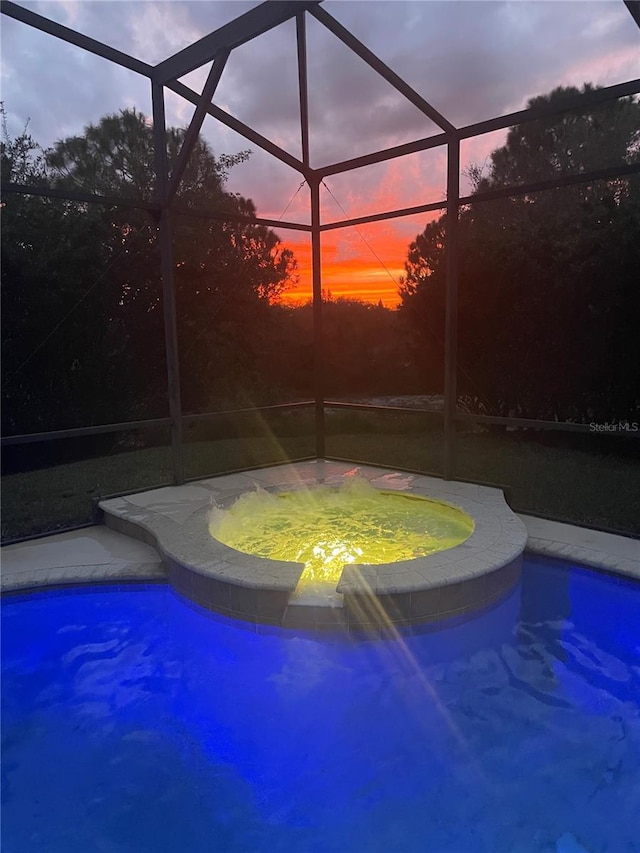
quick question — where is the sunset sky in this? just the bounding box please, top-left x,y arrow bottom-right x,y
2,1 -> 639,307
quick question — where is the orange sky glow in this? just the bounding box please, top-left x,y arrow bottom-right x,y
277,197 -> 446,308
278,230 -> 408,309
268,152 -> 448,310
277,210 -> 446,309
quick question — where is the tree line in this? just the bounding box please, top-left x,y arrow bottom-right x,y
2,106 -> 300,434
2,85 -> 638,452
399,85 -> 640,423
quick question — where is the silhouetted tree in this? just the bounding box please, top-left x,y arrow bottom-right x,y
47,109 -> 297,414
262,297 -> 421,400
2,108 -> 297,434
2,111 -> 120,433
400,86 -> 640,421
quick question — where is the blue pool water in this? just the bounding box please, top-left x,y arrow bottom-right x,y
2,556 -> 639,853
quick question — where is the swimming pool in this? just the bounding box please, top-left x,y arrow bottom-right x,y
2,555 -> 639,852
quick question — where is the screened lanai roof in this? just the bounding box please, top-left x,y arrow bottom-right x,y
2,0 -> 639,305
2,0 -> 639,479
3,2 -> 639,179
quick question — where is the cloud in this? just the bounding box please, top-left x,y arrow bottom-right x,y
1,9 -> 151,144
319,146 -> 447,224
2,0 -> 638,306
6,1 -> 637,156
127,2 -> 203,64
324,1 -> 640,129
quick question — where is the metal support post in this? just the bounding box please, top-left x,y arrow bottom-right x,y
152,81 -> 185,484
443,138 -> 460,480
296,12 -> 310,169
310,176 -> 325,458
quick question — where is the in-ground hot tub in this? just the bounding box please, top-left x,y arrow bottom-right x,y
208,477 -> 476,592
100,460 -> 527,631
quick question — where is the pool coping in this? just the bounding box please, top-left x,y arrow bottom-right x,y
2,461 -> 638,621
518,514 -> 639,581
89,461 -> 528,628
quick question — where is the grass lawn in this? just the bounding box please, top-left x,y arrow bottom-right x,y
1,436 -> 314,542
2,428 -> 639,541
327,430 -> 640,534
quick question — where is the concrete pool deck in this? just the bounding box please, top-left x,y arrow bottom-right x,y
2,460 -> 638,623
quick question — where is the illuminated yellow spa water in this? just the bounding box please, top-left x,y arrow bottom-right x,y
208,478 -> 474,591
